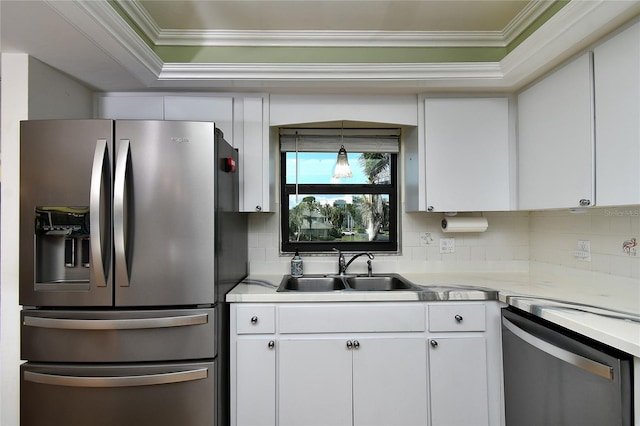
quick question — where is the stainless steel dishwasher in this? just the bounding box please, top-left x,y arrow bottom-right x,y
501,307 -> 633,426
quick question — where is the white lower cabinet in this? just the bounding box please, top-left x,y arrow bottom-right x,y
428,337 -> 489,425
427,302 -> 503,426
278,338 -> 352,426
236,338 -> 276,426
230,301 -> 502,426
279,336 -> 428,426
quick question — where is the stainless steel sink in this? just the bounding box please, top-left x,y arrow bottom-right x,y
277,273 -> 421,292
346,274 -> 421,291
277,275 -> 347,292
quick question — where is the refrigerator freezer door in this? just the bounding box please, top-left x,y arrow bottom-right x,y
20,120 -> 114,307
114,120 -> 222,306
21,361 -> 215,426
21,307 -> 216,362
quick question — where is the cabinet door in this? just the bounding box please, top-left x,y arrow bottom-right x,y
163,96 -> 234,143
517,53 -> 595,210
96,96 -> 164,119
428,337 -> 489,426
234,97 -> 271,212
594,21 -> 640,206
235,338 -> 276,426
278,338 -> 352,426
353,337 -> 428,426
424,97 -> 512,212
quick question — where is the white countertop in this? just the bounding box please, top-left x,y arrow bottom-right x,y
227,267 -> 640,357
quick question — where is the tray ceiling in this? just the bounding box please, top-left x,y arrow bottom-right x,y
1,0 -> 639,92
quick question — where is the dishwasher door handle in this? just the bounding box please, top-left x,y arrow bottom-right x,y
502,317 -> 614,380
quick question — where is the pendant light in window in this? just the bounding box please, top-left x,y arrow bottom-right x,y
333,123 -> 352,179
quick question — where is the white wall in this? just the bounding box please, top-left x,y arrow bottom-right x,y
27,57 -> 94,120
530,206 -> 640,279
0,53 -> 93,426
1,53 -> 29,426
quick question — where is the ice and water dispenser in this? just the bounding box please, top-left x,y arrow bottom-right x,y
34,206 -> 91,283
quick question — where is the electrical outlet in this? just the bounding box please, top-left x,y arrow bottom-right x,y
574,240 -> 591,262
420,232 -> 433,246
440,238 -> 455,254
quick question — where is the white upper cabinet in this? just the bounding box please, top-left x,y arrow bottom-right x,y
96,96 -> 164,120
269,94 -> 418,127
406,96 -> 514,212
164,96 -> 234,142
95,93 -> 273,212
594,21 -> 640,207
517,52 -> 595,210
233,96 -> 273,212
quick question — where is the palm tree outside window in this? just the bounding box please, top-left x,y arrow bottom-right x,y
280,128 -> 399,254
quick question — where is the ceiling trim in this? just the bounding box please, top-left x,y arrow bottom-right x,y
501,0 -> 640,87
48,0 -> 640,92
115,0 -> 556,48
156,30 -> 507,48
157,62 -> 504,82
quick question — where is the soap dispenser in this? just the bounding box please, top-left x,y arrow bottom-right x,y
291,248 -> 303,277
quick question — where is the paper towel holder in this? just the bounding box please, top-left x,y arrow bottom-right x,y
441,216 -> 489,233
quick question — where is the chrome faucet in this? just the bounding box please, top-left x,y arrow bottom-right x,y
333,248 -> 374,275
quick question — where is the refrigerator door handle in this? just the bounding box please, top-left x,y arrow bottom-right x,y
502,317 -> 614,380
23,313 -> 209,330
89,139 -> 109,287
114,139 -> 131,286
24,368 -> 208,388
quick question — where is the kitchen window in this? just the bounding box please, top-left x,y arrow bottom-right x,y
280,128 -> 399,253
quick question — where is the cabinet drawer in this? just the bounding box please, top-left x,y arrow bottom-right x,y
279,303 -> 425,334
429,304 -> 486,332
236,306 -> 275,334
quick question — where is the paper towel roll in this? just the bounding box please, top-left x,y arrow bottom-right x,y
441,217 -> 488,233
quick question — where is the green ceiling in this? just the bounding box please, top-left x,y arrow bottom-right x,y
110,0 -> 569,64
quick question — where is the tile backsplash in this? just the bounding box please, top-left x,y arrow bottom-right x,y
529,206 -> 640,279
248,204 -> 530,275
248,204 -> 639,279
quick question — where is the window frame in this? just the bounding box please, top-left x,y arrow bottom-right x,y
280,151 -> 398,254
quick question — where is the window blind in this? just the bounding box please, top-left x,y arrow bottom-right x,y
279,128 -> 400,153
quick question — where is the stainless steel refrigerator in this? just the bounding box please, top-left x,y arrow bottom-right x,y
19,119 -> 248,426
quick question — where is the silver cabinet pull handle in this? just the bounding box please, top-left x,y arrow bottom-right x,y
268,340 -> 275,349
430,340 -> 438,348
23,314 -> 208,330
251,316 -> 258,324
24,368 -> 207,388
454,314 -> 463,322
89,139 -> 109,287
353,340 -> 360,349
114,139 -> 131,287
502,317 -> 613,380
346,340 -> 353,349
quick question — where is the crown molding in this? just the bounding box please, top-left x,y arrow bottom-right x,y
500,0 -> 640,88
46,0 -> 640,91
156,29 -> 507,48
116,0 -> 553,48
46,0 -> 163,85
157,62 -> 504,82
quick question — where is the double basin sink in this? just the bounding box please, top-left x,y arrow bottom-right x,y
278,273 -> 422,292
277,273 -> 500,301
